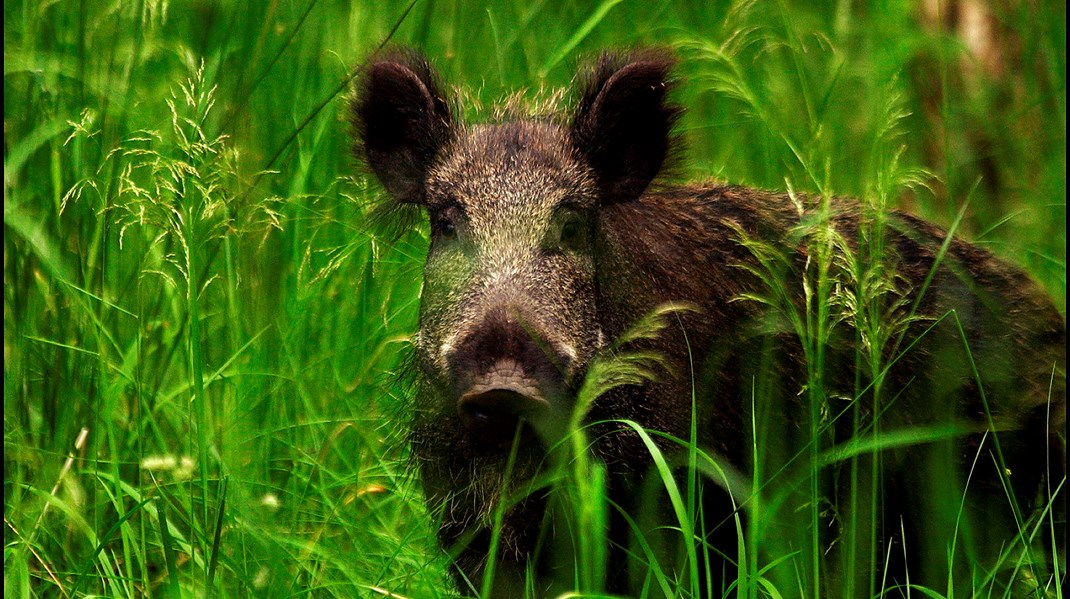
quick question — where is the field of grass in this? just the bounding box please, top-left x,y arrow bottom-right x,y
4,0 -> 1065,597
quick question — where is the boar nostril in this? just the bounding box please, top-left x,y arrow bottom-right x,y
458,388 -> 550,446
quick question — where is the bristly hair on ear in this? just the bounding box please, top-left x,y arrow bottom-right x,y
570,47 -> 684,205
349,46 -> 456,206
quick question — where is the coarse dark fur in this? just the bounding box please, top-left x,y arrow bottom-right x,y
350,47 -> 1066,597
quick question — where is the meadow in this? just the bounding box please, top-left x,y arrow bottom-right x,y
4,0 -> 1065,597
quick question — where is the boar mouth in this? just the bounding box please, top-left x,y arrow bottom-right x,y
457,368 -> 554,447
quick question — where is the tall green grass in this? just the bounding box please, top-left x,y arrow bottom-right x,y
5,1 -> 1064,597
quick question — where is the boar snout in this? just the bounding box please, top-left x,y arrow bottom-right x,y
448,305 -> 574,446
457,372 -> 548,447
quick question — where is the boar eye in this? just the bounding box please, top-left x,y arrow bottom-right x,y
560,220 -> 579,244
430,205 -> 462,242
433,216 -> 456,240
556,211 -> 587,251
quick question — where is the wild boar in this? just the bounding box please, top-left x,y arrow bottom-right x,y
351,47 -> 1065,597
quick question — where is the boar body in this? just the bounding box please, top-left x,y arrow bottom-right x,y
353,48 -> 1065,597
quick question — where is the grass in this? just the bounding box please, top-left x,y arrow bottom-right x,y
4,0 -> 1065,597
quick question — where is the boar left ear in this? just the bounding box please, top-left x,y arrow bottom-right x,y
570,49 -> 680,205
352,48 -> 454,205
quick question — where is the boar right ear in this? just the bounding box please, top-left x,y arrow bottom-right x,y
571,50 -> 680,205
352,50 -> 454,204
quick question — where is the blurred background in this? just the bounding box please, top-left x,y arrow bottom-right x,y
5,0 -> 1064,596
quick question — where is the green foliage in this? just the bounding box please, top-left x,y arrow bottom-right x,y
4,0 -> 1064,597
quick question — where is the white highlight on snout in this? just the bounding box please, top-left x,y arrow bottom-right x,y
438,334 -> 457,372
417,329 -> 455,374
482,263 -> 520,288
556,342 -> 578,366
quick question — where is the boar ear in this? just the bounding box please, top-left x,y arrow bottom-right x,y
352,49 -> 454,204
571,49 -> 680,205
